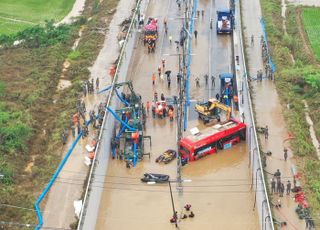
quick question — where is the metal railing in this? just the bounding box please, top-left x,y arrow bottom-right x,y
233,0 -> 274,229
76,0 -> 146,228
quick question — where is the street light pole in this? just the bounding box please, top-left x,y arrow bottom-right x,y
168,181 -> 178,228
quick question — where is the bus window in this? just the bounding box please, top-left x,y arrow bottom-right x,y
194,143 -> 217,159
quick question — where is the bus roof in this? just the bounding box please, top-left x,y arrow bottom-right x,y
183,120 -> 244,145
219,73 -> 234,79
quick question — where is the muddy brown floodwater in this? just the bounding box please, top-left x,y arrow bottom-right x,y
96,0 -> 259,229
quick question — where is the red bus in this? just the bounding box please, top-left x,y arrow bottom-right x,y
179,119 -> 246,163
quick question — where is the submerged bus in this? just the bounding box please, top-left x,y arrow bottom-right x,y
179,119 -> 246,163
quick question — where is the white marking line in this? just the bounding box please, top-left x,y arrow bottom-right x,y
0,15 -> 35,25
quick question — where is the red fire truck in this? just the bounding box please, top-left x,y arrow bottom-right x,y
179,119 -> 246,163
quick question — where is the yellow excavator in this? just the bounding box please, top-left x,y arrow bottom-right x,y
195,99 -> 232,124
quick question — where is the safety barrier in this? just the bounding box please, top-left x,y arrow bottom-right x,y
233,0 -> 274,229
77,0 -> 147,228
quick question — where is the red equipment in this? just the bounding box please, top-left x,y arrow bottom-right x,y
179,119 -> 246,162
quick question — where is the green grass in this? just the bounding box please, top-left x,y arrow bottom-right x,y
0,0 -> 75,34
302,8 -> 320,61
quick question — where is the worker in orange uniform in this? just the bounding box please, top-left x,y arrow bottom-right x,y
146,101 -> 150,114
168,109 -> 174,121
152,73 -> 156,85
72,113 -> 79,126
233,94 -> 239,110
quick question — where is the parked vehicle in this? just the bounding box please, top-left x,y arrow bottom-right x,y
141,173 -> 170,183
216,10 -> 233,34
155,149 -> 177,164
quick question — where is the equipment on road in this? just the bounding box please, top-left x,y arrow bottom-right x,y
179,119 -> 246,164
216,10 -> 234,34
103,81 -> 151,167
141,173 -> 170,183
195,99 -> 232,124
155,149 -> 177,164
219,73 -> 234,106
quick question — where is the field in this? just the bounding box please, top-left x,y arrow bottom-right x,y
0,0 -> 75,34
302,7 -> 320,61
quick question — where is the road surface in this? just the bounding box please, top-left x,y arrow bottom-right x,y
94,0 -> 259,229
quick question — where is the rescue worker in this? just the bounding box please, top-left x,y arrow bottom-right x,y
163,19 -> 168,34
152,73 -> 156,85
71,126 -> 75,138
161,93 -> 165,101
264,125 -> 269,140
211,75 -> 215,87
284,148 -> 288,161
271,178 -> 276,194
280,182 -> 285,197
158,66 -> 162,78
96,77 -> 100,90
286,180 -> 291,195
184,204 -> 191,211
154,91 -> 158,101
195,77 -> 200,88
274,169 -> 281,181
233,94 -> 239,110
169,109 -> 174,121
77,124 -> 81,135
177,73 -> 182,84
146,101 -> 150,114
152,104 -> 156,118
194,30 -> 198,39
215,93 -> 220,101
167,78 -> 171,89
162,59 -> 166,69
61,130 -> 67,145
204,74 -> 208,85
276,179 -> 281,194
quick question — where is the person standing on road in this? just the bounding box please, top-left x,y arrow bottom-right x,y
167,78 -> 171,89
276,179 -> 281,194
211,75 -> 215,87
195,77 -> 200,88
158,66 -> 162,78
264,125 -> 269,140
271,178 -> 276,194
152,73 -> 156,85
251,35 -> 254,46
146,101 -> 150,114
204,74 -> 208,85
162,59 -> 166,69
194,30 -> 198,40
96,77 -> 100,90
215,93 -> 220,101
280,182 -> 285,197
169,35 -> 172,44
286,180 -> 291,195
284,148 -> 288,161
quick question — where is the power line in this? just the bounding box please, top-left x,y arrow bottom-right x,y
53,179 -> 262,194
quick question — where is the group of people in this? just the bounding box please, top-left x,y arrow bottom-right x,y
61,98 -> 106,144
170,204 -> 195,224
271,169 -> 292,208
82,78 -> 100,97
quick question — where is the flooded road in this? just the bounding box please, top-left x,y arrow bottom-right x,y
95,0 -> 259,229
